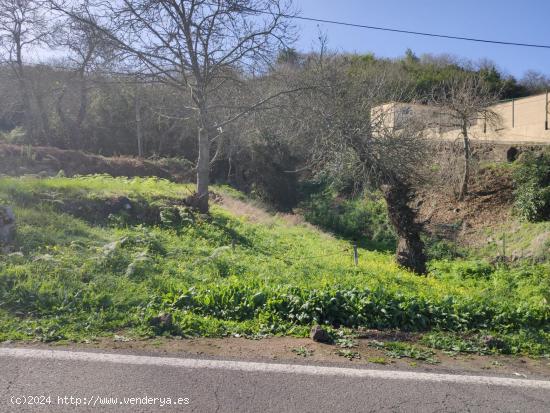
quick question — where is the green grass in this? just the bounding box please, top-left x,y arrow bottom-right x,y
472,221 -> 550,263
300,189 -> 396,251
292,346 -> 314,357
367,357 -> 388,364
0,175 -> 549,357
369,340 -> 440,364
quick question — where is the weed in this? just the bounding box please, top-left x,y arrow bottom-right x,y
513,149 -> 550,222
336,337 -> 358,348
369,341 -> 439,364
368,357 -> 388,364
292,346 -> 314,357
337,350 -> 361,360
420,332 -> 494,355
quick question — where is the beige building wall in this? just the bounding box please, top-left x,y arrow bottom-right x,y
375,93 -> 550,144
441,92 -> 550,144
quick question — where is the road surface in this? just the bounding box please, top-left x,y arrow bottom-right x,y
1,348 -> 549,412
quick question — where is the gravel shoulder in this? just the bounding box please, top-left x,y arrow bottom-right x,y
5,336 -> 550,380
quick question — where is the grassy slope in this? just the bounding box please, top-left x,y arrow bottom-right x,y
467,162 -> 550,261
0,175 -> 549,356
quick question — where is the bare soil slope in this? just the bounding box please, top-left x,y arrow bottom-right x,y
0,143 -> 175,180
417,166 -> 515,248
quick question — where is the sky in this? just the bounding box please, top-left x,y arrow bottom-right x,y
293,0 -> 550,79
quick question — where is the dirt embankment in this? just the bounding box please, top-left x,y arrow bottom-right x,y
0,144 -> 181,180
417,166 -> 515,247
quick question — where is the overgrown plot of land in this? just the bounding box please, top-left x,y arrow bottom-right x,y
0,175 -> 549,357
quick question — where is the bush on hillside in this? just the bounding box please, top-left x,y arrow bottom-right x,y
0,127 -> 27,144
300,190 -> 396,250
424,237 -> 465,261
513,150 -> 550,222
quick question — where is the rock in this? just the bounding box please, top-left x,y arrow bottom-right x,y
110,196 -> 133,212
310,325 -> 331,343
0,206 -> 15,250
149,312 -> 173,332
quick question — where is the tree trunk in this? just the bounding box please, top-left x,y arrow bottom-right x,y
14,45 -> 35,142
34,89 -> 50,143
20,79 -> 35,140
195,125 -> 210,213
74,73 -> 89,149
458,124 -> 470,201
381,181 -> 427,274
135,91 -> 143,158
55,87 -> 70,145
55,74 -> 88,150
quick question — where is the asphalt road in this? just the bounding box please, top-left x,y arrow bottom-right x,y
1,348 -> 550,413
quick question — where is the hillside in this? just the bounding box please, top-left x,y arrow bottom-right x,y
0,175 -> 549,357
4,143 -> 549,263
418,161 -> 550,263
0,143 -> 193,182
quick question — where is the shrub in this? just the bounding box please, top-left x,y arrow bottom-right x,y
301,190 -> 396,250
429,260 -> 494,280
513,150 -> 550,222
424,237 -> 464,261
0,127 -> 27,144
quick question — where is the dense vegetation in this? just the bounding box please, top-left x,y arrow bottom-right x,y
1,175 -> 549,356
300,189 -> 396,251
513,149 -> 550,222
1,50 -> 547,211
1,51 -> 540,155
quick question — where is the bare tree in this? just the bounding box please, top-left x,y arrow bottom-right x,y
520,70 -> 550,94
431,74 -> 500,200
54,16 -> 116,148
0,0 -> 55,141
277,55 -> 431,273
51,0 -> 296,212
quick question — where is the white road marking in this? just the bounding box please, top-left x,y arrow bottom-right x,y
1,347 -> 549,389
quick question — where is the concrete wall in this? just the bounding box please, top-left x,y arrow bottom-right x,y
373,102 -> 443,131
375,92 -> 550,145
441,93 -> 550,144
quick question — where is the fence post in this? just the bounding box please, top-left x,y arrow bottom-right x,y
353,243 -> 358,266
546,89 -> 548,131
512,98 -> 515,128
